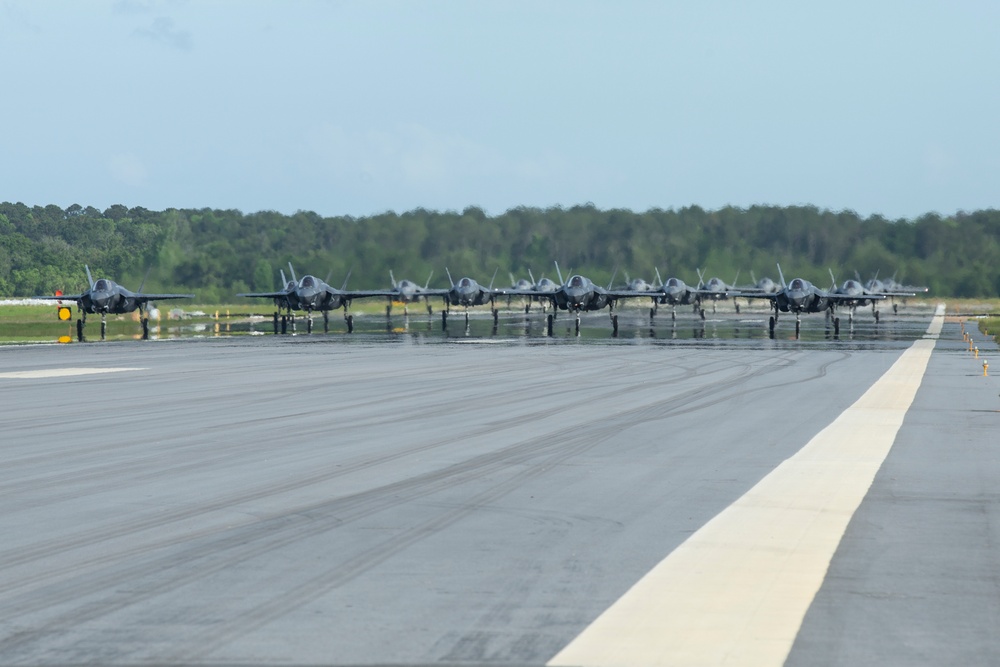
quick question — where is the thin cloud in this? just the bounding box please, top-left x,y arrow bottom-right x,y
134,16 -> 192,51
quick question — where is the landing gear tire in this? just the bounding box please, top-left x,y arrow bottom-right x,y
76,319 -> 84,342
142,318 -> 149,340
546,314 -> 554,336
612,315 -> 619,337
346,315 -> 354,333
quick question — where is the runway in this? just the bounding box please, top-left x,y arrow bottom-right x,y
0,306 -> 996,666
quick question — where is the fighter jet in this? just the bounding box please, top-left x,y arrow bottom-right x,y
695,268 -> 743,314
651,269 -> 700,320
443,268 -> 500,311
827,270 -> 889,323
618,272 -> 657,292
739,271 -> 781,296
870,271 -> 929,295
526,269 -> 559,312
506,272 -> 534,312
377,270 -> 447,317
742,265 -> 886,338
237,263 -> 388,333
35,265 -> 194,341
861,271 -> 924,315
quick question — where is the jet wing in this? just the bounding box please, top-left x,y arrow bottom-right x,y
330,289 -> 397,299
495,288 -> 555,298
237,290 -> 292,299
605,289 -> 662,299
135,293 -> 196,302
826,292 -> 886,302
33,293 -> 86,301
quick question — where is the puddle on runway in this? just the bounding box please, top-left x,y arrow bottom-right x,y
4,304 -> 938,351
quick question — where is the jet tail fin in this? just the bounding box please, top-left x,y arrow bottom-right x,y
341,267 -> 353,291
137,267 -> 152,294
776,263 -> 787,289
528,268 -> 536,285
281,269 -> 288,287
445,267 -> 454,287
828,268 -> 837,291
287,262 -> 298,284
607,267 -> 618,290
424,270 -> 434,289
654,267 -> 663,287
489,267 -> 498,290
85,265 -> 95,289
554,261 -> 565,285
696,267 -> 705,288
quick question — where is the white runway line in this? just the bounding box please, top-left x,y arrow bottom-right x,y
548,306 -> 946,667
0,368 -> 147,379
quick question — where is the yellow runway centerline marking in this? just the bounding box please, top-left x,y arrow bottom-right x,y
548,305 -> 945,667
0,368 -> 147,379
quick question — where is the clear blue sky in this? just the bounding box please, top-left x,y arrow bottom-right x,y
2,1 -> 998,220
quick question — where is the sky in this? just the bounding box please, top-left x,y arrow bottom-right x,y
2,0 -> 999,220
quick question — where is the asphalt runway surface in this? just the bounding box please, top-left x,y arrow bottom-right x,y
1,304 -> 997,666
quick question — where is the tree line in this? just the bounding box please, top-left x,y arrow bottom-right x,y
1,201 -> 997,303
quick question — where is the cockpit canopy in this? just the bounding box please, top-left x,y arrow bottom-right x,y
789,278 -> 807,291
666,277 -> 682,287
299,276 -> 315,288
459,277 -> 473,288
569,275 -> 586,288
94,279 -> 110,291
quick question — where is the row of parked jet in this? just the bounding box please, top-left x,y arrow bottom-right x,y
37,263 -> 927,340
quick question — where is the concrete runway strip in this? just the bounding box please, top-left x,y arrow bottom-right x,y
0,306 -> 997,666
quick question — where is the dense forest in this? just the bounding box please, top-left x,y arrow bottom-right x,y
1,201 -> 998,303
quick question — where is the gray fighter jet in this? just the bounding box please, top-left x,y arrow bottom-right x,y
506,273 -> 534,312
651,269 -> 701,320
861,271 -> 924,316
378,270 -> 446,317
695,268 -> 744,314
238,263 -> 387,333
35,265 -> 194,340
